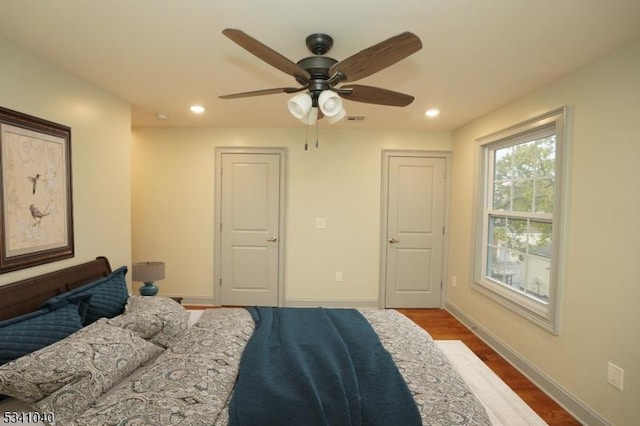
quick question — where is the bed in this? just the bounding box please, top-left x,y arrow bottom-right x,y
0,257 -> 490,425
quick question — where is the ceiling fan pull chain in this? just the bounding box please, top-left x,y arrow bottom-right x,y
315,119 -> 319,148
304,119 -> 309,151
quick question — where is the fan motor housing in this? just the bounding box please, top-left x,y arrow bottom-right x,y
296,55 -> 338,90
297,56 -> 337,76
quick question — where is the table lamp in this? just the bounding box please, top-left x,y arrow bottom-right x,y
132,261 -> 165,296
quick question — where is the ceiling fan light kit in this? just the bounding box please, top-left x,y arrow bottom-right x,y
318,90 -> 344,117
287,93 -> 313,119
220,28 -> 422,126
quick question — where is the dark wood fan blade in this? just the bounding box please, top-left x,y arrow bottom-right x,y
223,29 -> 310,82
338,85 -> 415,106
330,32 -> 422,82
219,87 -> 306,99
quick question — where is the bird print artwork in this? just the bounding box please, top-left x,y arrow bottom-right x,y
27,174 -> 40,194
29,204 -> 50,226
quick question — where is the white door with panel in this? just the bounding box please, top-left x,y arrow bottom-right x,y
384,155 -> 446,308
219,153 -> 281,306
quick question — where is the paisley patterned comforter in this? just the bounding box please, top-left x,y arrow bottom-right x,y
0,300 -> 490,425
77,308 -> 489,425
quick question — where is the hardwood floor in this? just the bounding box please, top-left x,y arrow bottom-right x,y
398,308 -> 581,426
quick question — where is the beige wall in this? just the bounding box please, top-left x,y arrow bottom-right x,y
449,39 -> 640,425
131,128 -> 450,303
0,38 -> 132,287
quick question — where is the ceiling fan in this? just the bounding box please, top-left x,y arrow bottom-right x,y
219,28 -> 422,124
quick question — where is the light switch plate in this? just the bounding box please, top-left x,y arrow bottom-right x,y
607,362 -> 624,390
315,218 -> 327,228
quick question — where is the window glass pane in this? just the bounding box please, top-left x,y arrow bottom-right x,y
486,247 -> 521,286
487,245 -> 505,282
512,140 -> 536,178
535,136 -> 556,177
487,217 -> 528,290
494,146 -> 512,180
487,216 -> 507,284
488,216 -> 507,246
493,182 -> 511,210
506,218 -> 528,252
524,254 -> 550,303
512,180 -> 534,212
534,178 -> 554,213
504,249 -> 524,289
528,221 -> 552,257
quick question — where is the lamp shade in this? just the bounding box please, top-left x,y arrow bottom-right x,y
318,90 -> 343,117
287,93 -> 312,119
326,107 -> 347,124
132,261 -> 165,283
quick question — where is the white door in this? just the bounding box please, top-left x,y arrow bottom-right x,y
383,155 -> 446,308
219,152 -> 282,306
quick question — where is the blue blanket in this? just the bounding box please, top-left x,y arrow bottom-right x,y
229,307 -> 421,426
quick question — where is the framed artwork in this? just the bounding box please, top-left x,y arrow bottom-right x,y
0,106 -> 74,273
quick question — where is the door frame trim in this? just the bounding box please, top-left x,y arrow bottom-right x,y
378,150 -> 452,308
213,147 -> 287,307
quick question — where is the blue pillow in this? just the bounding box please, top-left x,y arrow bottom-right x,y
40,293 -> 93,324
0,303 -> 83,365
65,266 -> 129,325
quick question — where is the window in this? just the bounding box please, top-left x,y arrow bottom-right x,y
473,107 -> 568,334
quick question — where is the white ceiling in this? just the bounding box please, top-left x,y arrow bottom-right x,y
1,0 -> 639,131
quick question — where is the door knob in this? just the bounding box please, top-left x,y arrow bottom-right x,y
267,237 -> 278,242
389,238 -> 400,244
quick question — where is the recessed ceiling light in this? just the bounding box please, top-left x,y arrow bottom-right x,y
425,108 -> 440,118
155,113 -> 170,120
190,105 -> 205,114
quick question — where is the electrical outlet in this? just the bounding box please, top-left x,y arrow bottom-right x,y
335,271 -> 343,282
451,275 -> 458,287
607,362 -> 624,391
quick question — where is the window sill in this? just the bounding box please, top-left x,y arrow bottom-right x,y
472,278 -> 558,335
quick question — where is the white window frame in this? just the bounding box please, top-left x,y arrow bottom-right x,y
472,107 -> 569,334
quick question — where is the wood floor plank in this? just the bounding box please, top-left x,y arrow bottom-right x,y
398,308 -> 581,426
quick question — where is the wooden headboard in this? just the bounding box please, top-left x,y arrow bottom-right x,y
0,256 -> 112,321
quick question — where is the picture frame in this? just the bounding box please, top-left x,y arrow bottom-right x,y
0,106 -> 74,273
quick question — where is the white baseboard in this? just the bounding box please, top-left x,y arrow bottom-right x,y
284,298 -> 379,308
445,301 -> 609,426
